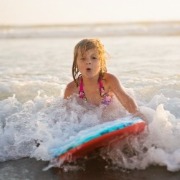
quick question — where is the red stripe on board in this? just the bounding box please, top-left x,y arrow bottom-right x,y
57,121 -> 146,162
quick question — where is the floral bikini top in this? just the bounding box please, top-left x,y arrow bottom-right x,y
79,76 -> 112,105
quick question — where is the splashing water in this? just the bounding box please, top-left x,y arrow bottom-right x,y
0,36 -> 179,172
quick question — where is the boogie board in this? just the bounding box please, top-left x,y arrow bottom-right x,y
51,116 -> 146,163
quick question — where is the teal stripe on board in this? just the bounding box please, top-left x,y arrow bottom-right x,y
51,116 -> 143,157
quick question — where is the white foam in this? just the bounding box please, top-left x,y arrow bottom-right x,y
0,36 -> 179,172
106,104 -> 180,171
0,91 -> 179,172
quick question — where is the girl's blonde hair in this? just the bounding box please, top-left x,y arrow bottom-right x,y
72,38 -> 107,86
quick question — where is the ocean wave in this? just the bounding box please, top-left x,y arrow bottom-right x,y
1,22 -> 180,38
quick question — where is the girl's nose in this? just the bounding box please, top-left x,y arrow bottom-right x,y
86,59 -> 91,64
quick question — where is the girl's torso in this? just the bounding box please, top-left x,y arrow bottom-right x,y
78,75 -> 113,106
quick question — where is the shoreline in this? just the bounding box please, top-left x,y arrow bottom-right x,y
0,158 -> 180,180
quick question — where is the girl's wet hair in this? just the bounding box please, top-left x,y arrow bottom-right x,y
72,38 -> 107,86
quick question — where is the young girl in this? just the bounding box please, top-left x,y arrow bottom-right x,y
64,38 -> 143,119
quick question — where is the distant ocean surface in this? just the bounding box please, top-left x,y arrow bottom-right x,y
1,22 -> 180,38
0,23 -> 180,179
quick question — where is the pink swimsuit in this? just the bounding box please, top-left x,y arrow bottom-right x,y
79,76 -> 112,105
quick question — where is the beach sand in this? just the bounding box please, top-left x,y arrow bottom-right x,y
0,158 -> 180,180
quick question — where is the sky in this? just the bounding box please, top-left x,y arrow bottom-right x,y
0,0 -> 180,25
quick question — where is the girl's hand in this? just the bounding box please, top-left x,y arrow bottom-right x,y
133,110 -> 147,122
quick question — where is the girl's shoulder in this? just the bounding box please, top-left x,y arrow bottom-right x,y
102,73 -> 119,84
64,81 -> 78,98
103,73 -> 124,92
66,81 -> 77,89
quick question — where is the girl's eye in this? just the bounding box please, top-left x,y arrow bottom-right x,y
92,56 -> 97,59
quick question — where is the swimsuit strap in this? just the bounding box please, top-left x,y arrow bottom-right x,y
98,77 -> 105,96
79,77 -> 87,100
79,77 -> 83,93
79,76 -> 103,98
79,76 -> 112,105
98,77 -> 112,105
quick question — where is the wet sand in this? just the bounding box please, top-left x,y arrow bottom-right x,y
0,158 -> 180,180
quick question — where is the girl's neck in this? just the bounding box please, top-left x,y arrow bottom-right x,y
81,75 -> 99,86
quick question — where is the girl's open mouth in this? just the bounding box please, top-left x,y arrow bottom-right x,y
86,68 -> 91,71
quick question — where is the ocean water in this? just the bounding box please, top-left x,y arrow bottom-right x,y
0,30 -> 180,179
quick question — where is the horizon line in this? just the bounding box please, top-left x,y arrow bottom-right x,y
1,20 -> 180,28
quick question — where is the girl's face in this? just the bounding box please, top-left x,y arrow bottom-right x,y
77,48 -> 101,79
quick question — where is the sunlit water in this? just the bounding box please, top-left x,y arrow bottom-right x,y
0,36 -> 180,173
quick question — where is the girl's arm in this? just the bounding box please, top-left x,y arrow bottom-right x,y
107,74 -> 143,116
110,74 -> 146,121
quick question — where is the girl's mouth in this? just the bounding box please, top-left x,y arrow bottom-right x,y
86,68 -> 91,71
